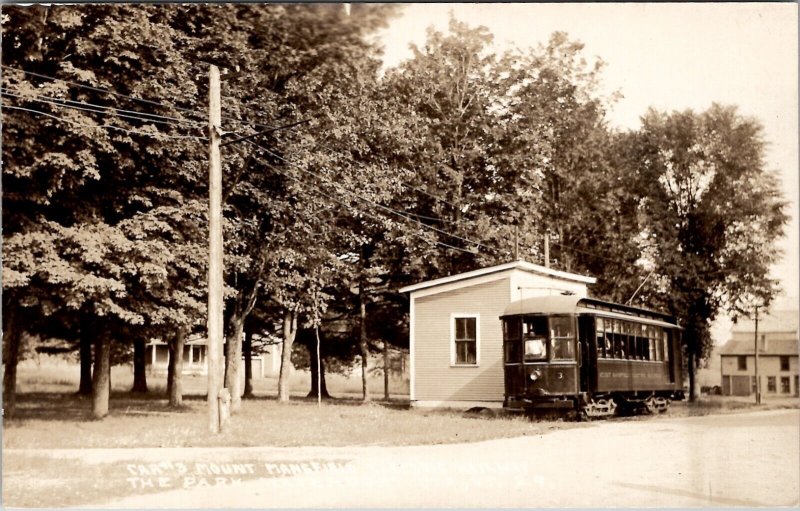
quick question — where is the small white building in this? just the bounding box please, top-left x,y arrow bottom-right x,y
399,260 -> 595,408
147,335 -> 282,378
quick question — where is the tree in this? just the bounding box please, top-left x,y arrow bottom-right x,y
383,18 -> 510,275
626,104 -> 788,400
2,5 -> 212,418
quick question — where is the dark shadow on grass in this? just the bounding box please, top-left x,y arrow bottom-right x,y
8,390 -> 413,424
8,392 -> 204,423
10,393 -> 93,422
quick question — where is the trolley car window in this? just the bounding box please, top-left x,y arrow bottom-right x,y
524,338 -> 546,360
596,318 -> 606,358
654,330 -> 662,360
613,320 -> 626,359
636,325 -> 645,360
624,322 -> 635,359
523,316 -> 548,362
504,340 -> 522,363
550,316 -> 575,360
503,318 -> 522,364
503,318 -> 521,342
591,318 -> 675,361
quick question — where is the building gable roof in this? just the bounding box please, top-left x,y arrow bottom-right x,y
719,339 -> 798,356
731,310 -> 798,334
398,260 -> 596,295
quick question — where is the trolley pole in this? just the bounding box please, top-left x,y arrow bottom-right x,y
754,306 -> 761,405
207,65 -> 224,433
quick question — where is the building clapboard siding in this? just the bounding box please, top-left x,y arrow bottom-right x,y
401,260 -> 595,408
719,309 -> 799,397
415,278 -> 509,405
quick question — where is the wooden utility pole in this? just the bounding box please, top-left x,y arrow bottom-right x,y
207,65 -> 224,433
754,307 -> 761,405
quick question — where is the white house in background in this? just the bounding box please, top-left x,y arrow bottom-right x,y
146,334 -> 283,378
719,309 -> 799,397
399,260 -> 596,409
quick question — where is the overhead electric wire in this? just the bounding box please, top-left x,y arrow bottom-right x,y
0,87 -> 206,127
313,138 -> 625,269
245,146 -> 479,256
245,140 -> 506,256
3,104 -> 207,141
2,65 -> 205,119
220,118 -> 313,147
1,88 -> 207,133
4,67 -> 609,266
2,65 -> 285,133
551,240 -> 631,266
312,139 -> 465,219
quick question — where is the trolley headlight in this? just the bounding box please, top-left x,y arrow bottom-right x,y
529,369 -> 542,381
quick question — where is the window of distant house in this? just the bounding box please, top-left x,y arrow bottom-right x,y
780,356 -> 790,371
781,377 -> 791,394
767,376 -> 776,393
737,356 -> 747,371
452,315 -> 478,366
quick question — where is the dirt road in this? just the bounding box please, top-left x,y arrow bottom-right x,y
6,409 -> 799,508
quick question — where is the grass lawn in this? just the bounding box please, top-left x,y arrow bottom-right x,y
5,360 -> 567,449
3,392 -> 563,449
6,360 -> 797,449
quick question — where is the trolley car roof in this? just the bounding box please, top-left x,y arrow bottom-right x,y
502,295 -> 680,329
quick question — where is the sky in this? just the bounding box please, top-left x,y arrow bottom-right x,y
377,3 -> 799,338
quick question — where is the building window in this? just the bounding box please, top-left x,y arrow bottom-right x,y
781,377 -> 791,394
737,356 -> 747,371
452,315 -> 478,366
780,356 -> 790,371
767,376 -> 776,393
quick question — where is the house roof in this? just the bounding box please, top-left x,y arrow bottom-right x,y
731,310 -> 798,335
398,260 -> 596,294
501,295 -> 678,328
719,338 -> 798,356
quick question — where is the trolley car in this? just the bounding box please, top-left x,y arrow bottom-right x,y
501,295 -> 684,418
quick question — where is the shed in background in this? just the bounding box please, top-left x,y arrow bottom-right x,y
399,260 -> 596,408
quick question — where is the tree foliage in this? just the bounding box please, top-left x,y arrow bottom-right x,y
2,7 -> 789,415
621,104 -> 788,395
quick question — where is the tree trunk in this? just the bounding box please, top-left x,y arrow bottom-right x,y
224,281 -> 260,410
307,338 -> 331,399
78,323 -> 93,396
383,340 -> 390,401
359,285 -> 370,402
243,327 -> 254,398
277,310 -> 297,403
2,303 -> 21,419
131,338 -> 148,393
166,338 -> 174,399
688,349 -> 696,403
168,330 -> 185,407
224,312 -> 245,412
91,330 -> 111,419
